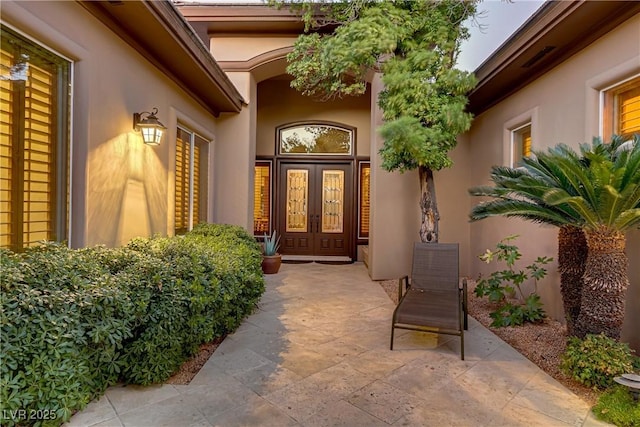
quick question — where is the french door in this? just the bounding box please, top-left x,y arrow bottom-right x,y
278,162 -> 353,258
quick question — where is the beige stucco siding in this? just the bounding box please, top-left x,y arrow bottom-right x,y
369,139 -> 473,281
466,14 -> 640,350
214,72 -> 257,231
2,0 -> 219,248
256,79 -> 371,157
211,36 -> 297,62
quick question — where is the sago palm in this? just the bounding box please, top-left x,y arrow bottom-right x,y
543,136 -> 640,339
469,158 -> 587,335
470,136 -> 639,338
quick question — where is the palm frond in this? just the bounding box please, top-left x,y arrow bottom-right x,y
600,184 -> 622,227
470,199 -> 571,226
614,208 -> 640,230
542,189 -> 599,228
469,135 -> 640,232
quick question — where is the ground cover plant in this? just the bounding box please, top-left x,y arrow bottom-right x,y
0,224 -> 264,426
592,386 -> 640,427
561,333 -> 640,426
474,235 -> 551,327
561,333 -> 637,390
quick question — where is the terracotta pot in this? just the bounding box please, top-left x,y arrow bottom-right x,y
261,254 -> 282,274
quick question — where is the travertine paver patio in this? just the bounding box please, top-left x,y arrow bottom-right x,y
67,262 -> 610,427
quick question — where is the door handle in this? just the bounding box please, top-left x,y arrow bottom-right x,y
314,214 -> 320,233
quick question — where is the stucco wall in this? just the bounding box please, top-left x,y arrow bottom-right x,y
466,15 -> 640,350
366,73 -> 472,281
214,71 -> 257,231
211,36 -> 297,62
2,0 -> 219,248
369,139 -> 473,281
256,79 -> 371,157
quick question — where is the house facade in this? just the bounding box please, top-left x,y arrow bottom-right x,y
1,1 -> 638,350
464,1 -> 640,351
1,0 -> 245,251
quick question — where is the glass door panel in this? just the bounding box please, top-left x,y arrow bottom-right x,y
285,169 -> 308,232
321,170 -> 344,233
278,162 -> 352,258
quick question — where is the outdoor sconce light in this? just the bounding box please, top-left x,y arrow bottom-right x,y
133,107 -> 166,146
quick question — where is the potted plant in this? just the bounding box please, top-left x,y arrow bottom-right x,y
261,230 -> 282,274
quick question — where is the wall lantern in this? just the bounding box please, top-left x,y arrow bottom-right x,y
133,107 -> 166,145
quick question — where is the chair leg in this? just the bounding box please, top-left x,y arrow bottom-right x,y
463,279 -> 469,330
460,330 -> 465,360
390,326 -> 395,350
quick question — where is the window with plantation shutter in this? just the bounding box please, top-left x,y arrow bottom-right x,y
1,25 -> 70,251
253,161 -> 271,235
616,83 -> 640,138
603,76 -> 640,140
175,126 -> 208,234
511,124 -> 532,167
358,162 -> 370,239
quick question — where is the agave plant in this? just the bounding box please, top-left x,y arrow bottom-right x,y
470,135 -> 640,338
263,230 -> 281,256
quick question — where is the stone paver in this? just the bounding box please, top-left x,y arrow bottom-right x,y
67,262 -> 600,426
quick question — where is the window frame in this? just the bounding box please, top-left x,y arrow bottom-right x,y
253,159 -> 273,237
0,23 -> 72,251
503,108 -> 537,168
510,123 -> 532,168
357,160 -> 370,240
277,123 -> 354,156
600,74 -> 640,141
175,124 -> 209,235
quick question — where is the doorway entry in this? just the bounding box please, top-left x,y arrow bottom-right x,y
278,162 -> 353,259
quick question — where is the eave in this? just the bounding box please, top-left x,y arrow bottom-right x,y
79,0 -> 245,116
177,3 -> 306,38
468,1 -> 640,116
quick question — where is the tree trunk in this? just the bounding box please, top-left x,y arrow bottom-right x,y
419,166 -> 439,243
557,225 -> 587,337
575,226 -> 629,340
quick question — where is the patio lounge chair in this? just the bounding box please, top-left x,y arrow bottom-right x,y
390,242 -> 468,359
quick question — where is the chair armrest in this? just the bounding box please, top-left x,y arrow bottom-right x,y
398,276 -> 409,303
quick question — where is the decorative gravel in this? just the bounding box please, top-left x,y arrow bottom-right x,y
166,336 -> 225,385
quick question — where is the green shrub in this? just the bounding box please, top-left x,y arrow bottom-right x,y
0,223 -> 264,426
1,244 -> 135,426
119,224 -> 264,385
561,334 -> 636,389
474,235 -> 552,327
592,386 -> 640,427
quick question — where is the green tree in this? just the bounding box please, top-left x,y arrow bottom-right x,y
281,0 -> 478,242
470,136 -> 640,339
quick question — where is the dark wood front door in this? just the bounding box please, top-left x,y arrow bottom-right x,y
278,163 -> 353,258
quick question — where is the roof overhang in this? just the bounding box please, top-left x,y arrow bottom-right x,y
79,0 -> 245,116
468,1 -> 640,116
177,3 -> 307,38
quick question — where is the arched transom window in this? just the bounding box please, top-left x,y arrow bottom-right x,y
279,124 -> 353,155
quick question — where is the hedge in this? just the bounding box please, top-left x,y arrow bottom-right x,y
0,224 -> 264,426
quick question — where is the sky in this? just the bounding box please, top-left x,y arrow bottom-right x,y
456,0 -> 545,71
